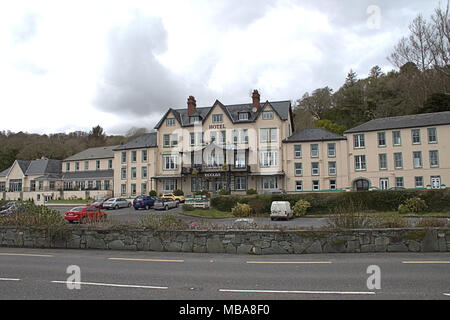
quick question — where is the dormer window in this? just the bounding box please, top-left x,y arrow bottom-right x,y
238,112 -> 249,121
212,114 -> 223,123
166,118 -> 176,126
262,111 -> 274,120
189,116 -> 200,124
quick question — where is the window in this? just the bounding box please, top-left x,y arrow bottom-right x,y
142,150 -> 147,162
328,162 -> 337,176
310,144 -> 319,158
131,151 -> 137,162
166,118 -> 176,126
233,129 -> 249,144
429,150 -> 439,167
75,162 -> 80,171
30,181 -> 36,192
428,128 -> 437,143
413,151 -> 423,168
238,112 -> 249,121
9,179 -> 22,192
96,160 -> 100,170
393,131 -> 401,146
191,177 -> 203,192
311,162 -> 320,176
66,163 -> 70,171
353,134 -> 365,148
260,128 -> 277,143
395,177 -> 404,188
330,179 -> 337,190
131,167 -> 137,179
241,129 -> 248,144
88,180 -> 93,190
355,155 -> 366,171
260,150 -> 278,167
49,181 -> 55,191
141,183 -> 147,195
262,111 -> 274,120
415,176 -> 424,188
379,154 -> 387,170
394,153 -> 403,169
163,154 -> 178,170
171,134 -> 178,147
163,179 -> 177,192
294,163 -> 303,176
121,168 -> 126,180
380,178 -> 389,190
141,167 -> 147,179
131,184 -> 137,196
234,151 -> 246,168
190,132 -> 195,146
189,116 -> 200,124
212,114 -> 223,123
377,132 -> 386,147
262,177 -> 277,190
312,180 -> 320,191
104,180 -> 110,191
235,177 -> 247,191
121,152 -> 127,163
328,143 -> 336,157
121,184 -> 126,196
0,182 -> 5,192
295,181 -> 303,191
108,159 -> 113,169
84,161 -> 89,170
163,134 -> 170,147
411,129 -> 421,144
294,145 -> 302,158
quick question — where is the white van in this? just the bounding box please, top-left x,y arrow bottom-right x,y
270,201 -> 293,221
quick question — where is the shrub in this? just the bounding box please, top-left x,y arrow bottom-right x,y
231,203 -> 252,217
182,204 -> 195,211
0,202 -> 66,227
372,212 -> 410,228
325,212 -> 373,229
248,198 -> 268,215
398,197 -> 428,214
173,189 -> 184,196
149,190 -> 157,196
246,189 -> 257,195
415,218 -> 448,228
293,200 -> 311,217
218,189 -> 230,196
139,214 -> 187,230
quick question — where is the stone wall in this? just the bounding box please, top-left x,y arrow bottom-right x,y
0,227 -> 449,254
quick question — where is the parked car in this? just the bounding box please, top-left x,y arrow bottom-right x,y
64,206 -> 107,224
265,189 -> 286,195
161,193 -> 185,203
102,197 -> 131,210
0,201 -> 21,215
270,201 -> 293,221
133,195 -> 159,210
153,198 -> 179,211
91,197 -> 111,209
0,201 -> 19,211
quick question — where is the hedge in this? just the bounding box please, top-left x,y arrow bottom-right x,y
210,189 -> 450,214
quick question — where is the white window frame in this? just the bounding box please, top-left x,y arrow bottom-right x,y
353,134 -> 365,149
212,114 -> 223,123
262,111 -> 274,120
413,151 -> 423,168
163,154 -> 178,171
310,144 -> 319,158
355,155 -> 367,171
260,150 -> 278,168
294,145 -> 302,158
429,150 -> 439,167
311,162 -> 320,176
328,162 -> 337,176
294,163 -> 303,176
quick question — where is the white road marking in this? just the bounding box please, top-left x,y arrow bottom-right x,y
247,261 -> 332,265
0,278 -> 21,281
108,257 -> 184,263
402,261 -> 450,264
444,293 -> 450,297
0,253 -> 53,258
51,280 -> 168,290
219,289 -> 376,295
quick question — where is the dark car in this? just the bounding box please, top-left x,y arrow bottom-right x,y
133,195 -> 159,210
0,201 -> 21,215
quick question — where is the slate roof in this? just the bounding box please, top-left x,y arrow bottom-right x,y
283,128 -> 347,143
25,159 -> 61,176
63,146 -> 117,161
62,169 -> 114,180
344,111 -> 450,134
113,132 -> 157,151
154,100 -> 293,129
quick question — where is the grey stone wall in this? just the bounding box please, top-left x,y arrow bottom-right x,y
0,227 -> 449,254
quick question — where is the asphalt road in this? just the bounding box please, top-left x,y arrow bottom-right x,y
0,247 -> 449,300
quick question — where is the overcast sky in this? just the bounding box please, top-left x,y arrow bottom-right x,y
0,0 -> 443,135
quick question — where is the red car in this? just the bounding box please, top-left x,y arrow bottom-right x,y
64,206 -> 107,224
91,197 -> 111,209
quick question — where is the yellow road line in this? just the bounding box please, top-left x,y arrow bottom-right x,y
247,261 -> 332,265
402,261 -> 450,264
108,257 -> 184,263
0,253 -> 54,258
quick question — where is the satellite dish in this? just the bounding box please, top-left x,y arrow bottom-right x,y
252,107 -> 257,113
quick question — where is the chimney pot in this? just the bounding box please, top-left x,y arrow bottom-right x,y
187,96 -> 197,116
252,89 -> 260,110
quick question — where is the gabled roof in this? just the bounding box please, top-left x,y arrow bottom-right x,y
113,132 -> 157,151
25,159 -> 61,176
344,111 -> 450,134
63,145 -> 117,161
154,99 -> 292,129
283,128 -> 347,143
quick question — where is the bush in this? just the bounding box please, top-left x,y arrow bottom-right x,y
248,198 -> 267,215
173,189 -> 184,196
139,214 -> 187,230
246,189 -> 257,195
182,204 -> 195,211
149,190 -> 157,196
231,203 -> 252,217
293,200 -> 311,217
218,189 -> 230,196
0,202 -> 66,227
398,197 -> 428,214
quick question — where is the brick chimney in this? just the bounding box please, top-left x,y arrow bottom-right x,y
252,89 -> 260,110
187,96 -> 197,116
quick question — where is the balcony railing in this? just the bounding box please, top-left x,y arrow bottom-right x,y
182,164 -> 250,174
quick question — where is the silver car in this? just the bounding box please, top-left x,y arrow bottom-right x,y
153,198 -> 178,211
103,197 -> 131,210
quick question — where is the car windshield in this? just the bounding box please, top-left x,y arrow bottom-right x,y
105,199 -> 115,202
135,196 -> 144,201
96,198 -> 106,202
70,207 -> 83,212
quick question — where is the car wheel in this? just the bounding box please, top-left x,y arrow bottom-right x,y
175,202 -> 179,208
165,206 -> 169,211
81,217 -> 87,224
128,203 -> 131,207
145,205 -> 150,210
115,205 -> 119,210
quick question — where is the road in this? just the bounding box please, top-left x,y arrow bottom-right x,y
0,247 -> 449,300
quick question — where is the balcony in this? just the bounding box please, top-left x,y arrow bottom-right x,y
182,164 -> 251,175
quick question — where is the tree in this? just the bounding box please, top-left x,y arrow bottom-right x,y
418,93 -> 450,113
297,87 -> 334,120
87,125 -> 107,147
315,119 -> 347,136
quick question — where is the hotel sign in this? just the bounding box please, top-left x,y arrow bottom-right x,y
204,173 -> 222,178
209,124 -> 226,130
